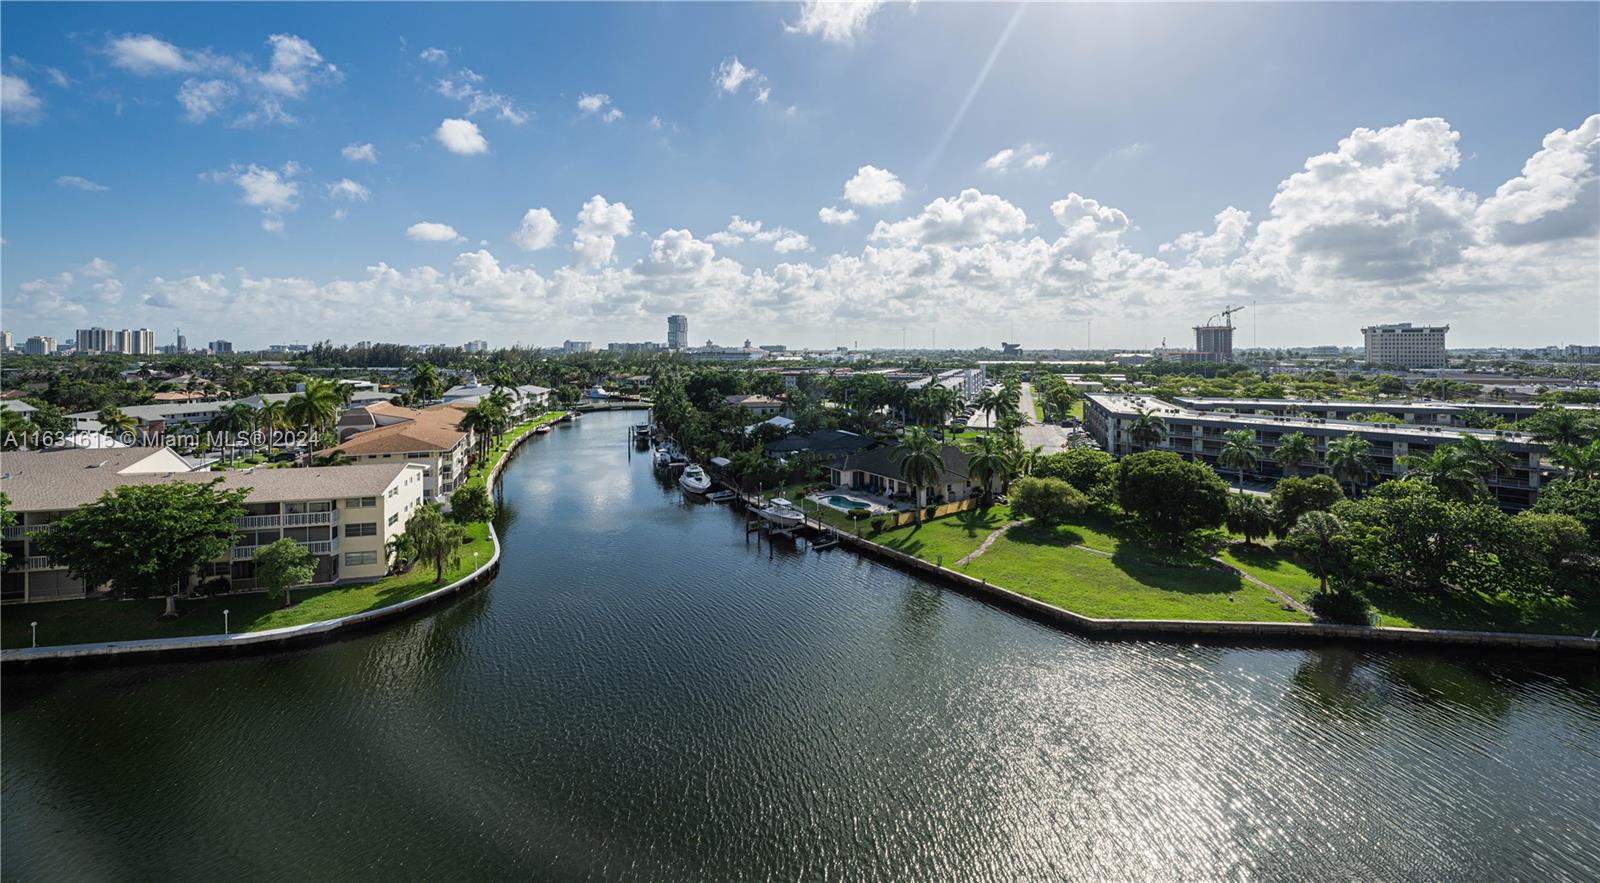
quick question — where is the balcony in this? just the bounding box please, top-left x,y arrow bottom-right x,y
231,538 -> 339,561
282,510 -> 339,527
23,555 -> 56,572
2,525 -> 27,540
235,514 -> 281,529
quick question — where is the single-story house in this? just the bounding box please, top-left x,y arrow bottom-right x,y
825,443 -> 975,506
724,394 -> 784,417
763,429 -> 876,460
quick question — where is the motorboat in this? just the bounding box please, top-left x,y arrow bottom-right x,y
707,489 -> 737,503
679,463 -> 713,494
653,447 -> 673,468
533,424 -> 553,434
754,498 -> 805,529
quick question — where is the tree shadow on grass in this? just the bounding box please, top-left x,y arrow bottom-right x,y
1360,581 -> 1599,635
1004,522 -> 1088,550
1226,543 -> 1301,577
954,505 -> 1008,538
1109,550 -> 1244,598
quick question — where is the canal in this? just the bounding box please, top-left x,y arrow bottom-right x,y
4,410 -> 1598,880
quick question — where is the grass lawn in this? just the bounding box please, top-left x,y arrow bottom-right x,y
965,521 -> 1309,623
1220,543 -> 1320,605
2,522 -> 495,650
872,505 -> 1013,566
1357,582 -> 1600,636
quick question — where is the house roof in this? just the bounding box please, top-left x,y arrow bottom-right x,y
1,447 -> 415,512
826,442 -> 972,483
724,394 -> 783,407
322,404 -> 467,455
764,429 -> 876,457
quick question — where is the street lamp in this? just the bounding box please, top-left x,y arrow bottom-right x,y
30,621 -> 37,648
223,609 -> 230,635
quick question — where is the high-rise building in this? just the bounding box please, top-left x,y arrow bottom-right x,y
667,314 -> 689,350
210,340 -> 234,354
1362,323 -> 1449,368
563,340 -> 592,354
0,330 -> 13,351
175,330 -> 187,353
1191,305 -> 1242,362
464,339 -> 489,353
131,328 -> 157,354
24,336 -> 56,356
75,326 -> 114,354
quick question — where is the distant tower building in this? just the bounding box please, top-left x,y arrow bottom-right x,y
1,330 -> 14,351
1192,304 -> 1243,362
463,339 -> 489,353
667,314 -> 689,350
210,339 -> 234,354
563,340 -> 592,354
24,335 -> 56,356
175,329 -> 187,352
1363,323 -> 1449,368
75,326 -> 114,354
130,328 -> 156,354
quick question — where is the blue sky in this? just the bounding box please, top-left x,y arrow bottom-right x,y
3,2 -> 1596,350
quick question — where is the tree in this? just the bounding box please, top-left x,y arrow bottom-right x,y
1524,406 -> 1599,448
1324,435 -> 1377,496
1032,448 -> 1115,501
1115,451 -> 1229,544
972,387 -> 1000,429
0,492 -> 14,568
97,405 -> 137,439
385,532 -> 415,571
1128,408 -> 1167,451
255,399 -> 291,452
32,480 -> 249,617
1332,482 -> 1475,592
1218,429 -> 1263,487
1272,431 -> 1318,478
1280,510 -> 1352,594
1399,445 -> 1486,502
404,503 -> 468,582
287,380 -> 340,453
2,409 -> 38,450
410,362 -> 442,403
207,402 -> 257,465
965,434 -> 1018,502
458,403 -> 497,461
1531,478 -> 1600,543
310,448 -> 353,467
1226,493 -> 1273,545
1009,477 -> 1087,527
1452,433 -> 1516,481
891,427 -> 947,520
1550,442 -> 1600,481
253,538 -> 317,607
450,484 -> 495,524
1269,474 -> 1344,536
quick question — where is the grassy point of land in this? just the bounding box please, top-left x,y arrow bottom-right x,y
1,411 -> 563,651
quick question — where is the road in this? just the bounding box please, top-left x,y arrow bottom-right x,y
1017,382 -> 1075,455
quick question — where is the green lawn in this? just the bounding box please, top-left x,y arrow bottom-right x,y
1220,543 -> 1320,604
1,414 -> 563,651
873,505 -> 1013,566
1357,581 -> 1600,635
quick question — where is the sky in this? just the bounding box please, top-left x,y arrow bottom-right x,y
1,1 -> 1597,352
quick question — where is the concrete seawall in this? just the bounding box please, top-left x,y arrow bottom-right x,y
0,413 -> 559,671
790,509 -> 1598,655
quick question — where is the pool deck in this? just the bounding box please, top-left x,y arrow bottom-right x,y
805,489 -> 895,515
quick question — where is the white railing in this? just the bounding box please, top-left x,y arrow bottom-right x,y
23,555 -> 55,571
282,511 -> 339,527
235,514 -> 281,529
231,538 -> 339,560
2,525 -> 27,540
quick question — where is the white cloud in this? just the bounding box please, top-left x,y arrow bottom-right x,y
177,79 -> 236,123
714,57 -> 771,102
326,178 -> 370,202
1476,113 -> 1599,246
418,47 -> 449,65
341,142 -> 377,162
842,164 -> 906,207
578,92 -> 623,123
638,229 -> 716,276
1,73 -> 43,123
407,222 -> 464,242
106,34 -> 191,74
514,208 -> 560,251
572,195 -> 634,270
144,274 -> 228,309
436,66 -> 528,125
771,231 -> 812,253
785,0 -> 885,44
1160,207 -> 1250,267
202,162 -> 302,232
706,215 -> 811,253
80,257 -> 117,278
436,118 -> 488,155
872,189 -> 1028,246
984,143 -> 1052,173
56,175 -> 109,192
257,34 -> 333,99
818,205 -> 858,225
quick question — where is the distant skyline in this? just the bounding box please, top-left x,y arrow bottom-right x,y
2,2 -> 1596,349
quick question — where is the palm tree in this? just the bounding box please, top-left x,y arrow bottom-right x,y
1128,408 -> 1167,451
1272,431 -> 1318,478
458,404 -> 497,462
310,448 -> 353,467
1452,433 -> 1516,482
485,387 -> 516,437
1288,511 -> 1345,594
1400,445 -> 1486,502
965,434 -> 1018,503
1,409 -> 38,450
1526,407 -> 1597,448
1550,441 -> 1600,480
410,362 -> 441,404
892,427 -> 947,522
1218,429 -> 1263,488
206,402 -> 257,466
1017,444 -> 1045,478
286,380 -> 340,458
1324,435 -> 1377,496
255,399 -> 290,453
973,387 -> 1000,429
995,383 -> 1021,426
97,406 -> 138,440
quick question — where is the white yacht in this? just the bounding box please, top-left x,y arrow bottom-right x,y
653,447 -> 672,468
754,498 -> 805,529
679,463 -> 713,494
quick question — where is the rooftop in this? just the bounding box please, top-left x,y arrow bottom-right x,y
324,404 -> 468,455
1086,394 -> 1544,445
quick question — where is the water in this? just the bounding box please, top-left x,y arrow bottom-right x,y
5,411 -> 1598,881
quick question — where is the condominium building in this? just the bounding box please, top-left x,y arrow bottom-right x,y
323,403 -> 473,501
210,339 -> 234,354
0,447 -> 427,604
667,314 -> 689,350
1083,393 -> 1548,509
75,327 -> 115,354
1172,396 -> 1597,426
1,331 -> 13,351
23,336 -> 55,356
463,339 -> 489,353
1363,323 -> 1449,368
563,340 -> 593,354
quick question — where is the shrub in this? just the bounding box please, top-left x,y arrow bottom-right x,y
1010,476 -> 1088,527
1226,493 -> 1274,544
1310,588 -> 1372,625
870,516 -> 887,534
449,484 -> 495,524
1032,448 -> 1115,498
1270,475 -> 1344,536
1115,451 -> 1229,544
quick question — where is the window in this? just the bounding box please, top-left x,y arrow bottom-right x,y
388,513 -> 399,525
346,496 -> 377,508
346,522 -> 378,538
344,551 -> 378,567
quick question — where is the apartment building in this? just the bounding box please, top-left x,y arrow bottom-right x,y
324,403 -> 472,501
667,314 -> 689,350
0,447 -> 426,604
1084,393 -> 1548,509
1170,397 -> 1595,426
1363,323 -> 1449,368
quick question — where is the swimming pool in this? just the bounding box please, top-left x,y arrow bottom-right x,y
824,495 -> 871,510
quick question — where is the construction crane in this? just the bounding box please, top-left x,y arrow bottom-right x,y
1204,304 -> 1246,328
